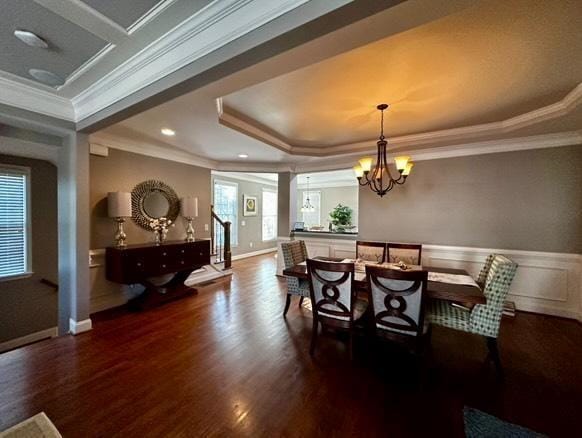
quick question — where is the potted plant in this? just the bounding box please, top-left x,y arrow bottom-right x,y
329,204 -> 353,232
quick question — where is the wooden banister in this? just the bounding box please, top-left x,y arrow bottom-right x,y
210,205 -> 232,269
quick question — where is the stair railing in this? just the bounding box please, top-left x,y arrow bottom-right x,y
210,205 -> 232,269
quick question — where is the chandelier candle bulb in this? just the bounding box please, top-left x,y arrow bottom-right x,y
358,157 -> 373,173
394,156 -> 411,172
402,162 -> 414,176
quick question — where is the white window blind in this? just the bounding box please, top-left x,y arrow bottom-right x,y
0,167 -> 30,279
302,191 -> 321,228
213,180 -> 238,246
262,189 -> 277,241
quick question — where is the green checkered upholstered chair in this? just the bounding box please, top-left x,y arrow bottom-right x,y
428,254 -> 518,373
281,240 -> 310,316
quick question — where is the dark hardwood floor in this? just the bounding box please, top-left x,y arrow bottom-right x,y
0,253 -> 581,437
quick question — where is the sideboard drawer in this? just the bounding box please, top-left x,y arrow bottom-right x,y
106,240 -> 211,284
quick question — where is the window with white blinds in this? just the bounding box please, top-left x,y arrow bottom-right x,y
0,166 -> 31,279
262,189 -> 277,241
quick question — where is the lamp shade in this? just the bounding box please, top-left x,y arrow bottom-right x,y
181,196 -> 198,218
107,192 -> 132,218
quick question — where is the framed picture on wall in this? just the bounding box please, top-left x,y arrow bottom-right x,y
243,194 -> 258,216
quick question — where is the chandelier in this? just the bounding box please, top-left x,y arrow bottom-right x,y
353,104 -> 414,197
300,176 -> 315,212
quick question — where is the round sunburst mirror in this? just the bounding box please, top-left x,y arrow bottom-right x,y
131,180 -> 180,231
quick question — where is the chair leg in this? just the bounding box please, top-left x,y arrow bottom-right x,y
486,336 -> 503,378
310,319 -> 319,356
299,296 -> 304,308
348,327 -> 354,361
283,294 -> 292,317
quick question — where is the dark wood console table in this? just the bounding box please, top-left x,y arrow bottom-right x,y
106,240 -> 211,310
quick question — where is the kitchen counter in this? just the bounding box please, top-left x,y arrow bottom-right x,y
290,230 -> 358,240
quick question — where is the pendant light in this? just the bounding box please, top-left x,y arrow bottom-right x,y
353,104 -> 414,197
300,176 -> 315,212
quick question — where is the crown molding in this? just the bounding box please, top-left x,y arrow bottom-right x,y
291,131 -> 582,172
0,77 -> 75,121
89,130 -> 581,174
72,0 -> 312,122
0,135 -> 60,165
211,171 -> 278,187
298,181 -> 356,189
218,83 -> 582,157
89,132 -> 217,169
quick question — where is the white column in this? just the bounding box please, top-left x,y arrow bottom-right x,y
58,133 -> 91,334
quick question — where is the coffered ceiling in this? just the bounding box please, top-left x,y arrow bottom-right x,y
0,0 -> 207,91
97,0 -> 581,172
1,0 -> 340,123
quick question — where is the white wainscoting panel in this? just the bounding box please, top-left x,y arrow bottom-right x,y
423,245 -> 581,321
281,238 -> 582,321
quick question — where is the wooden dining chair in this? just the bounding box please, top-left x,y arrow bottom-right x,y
365,265 -> 430,359
427,254 -> 518,376
356,240 -> 386,263
387,243 -> 422,265
306,259 -> 368,360
281,241 -> 310,316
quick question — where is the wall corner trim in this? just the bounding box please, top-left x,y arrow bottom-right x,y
69,318 -> 93,335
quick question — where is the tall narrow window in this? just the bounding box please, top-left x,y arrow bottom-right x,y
213,180 -> 238,246
262,189 -> 277,241
0,166 -> 30,279
301,191 -> 321,228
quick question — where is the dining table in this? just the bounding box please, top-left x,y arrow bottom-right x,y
282,257 -> 486,305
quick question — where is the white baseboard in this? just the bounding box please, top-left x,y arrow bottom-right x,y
69,318 -> 93,335
0,327 -> 58,353
232,247 -> 277,261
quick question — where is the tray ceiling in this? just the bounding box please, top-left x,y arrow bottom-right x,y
221,0 -> 582,149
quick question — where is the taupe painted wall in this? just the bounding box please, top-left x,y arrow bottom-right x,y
298,185 -> 358,228
90,149 -> 211,249
358,146 -> 582,253
0,154 -> 58,343
211,174 -> 278,256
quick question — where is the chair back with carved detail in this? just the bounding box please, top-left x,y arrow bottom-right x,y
387,243 -> 422,265
366,266 -> 428,337
356,241 -> 386,263
306,259 -> 355,322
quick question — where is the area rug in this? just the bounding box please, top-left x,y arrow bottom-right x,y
464,407 -> 546,438
0,413 -> 62,438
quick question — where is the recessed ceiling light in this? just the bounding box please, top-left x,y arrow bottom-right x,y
28,69 -> 63,86
161,128 -> 175,136
238,153 -> 248,158
14,30 -> 48,49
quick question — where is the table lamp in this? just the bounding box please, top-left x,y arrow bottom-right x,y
108,192 -> 132,247
181,196 -> 198,242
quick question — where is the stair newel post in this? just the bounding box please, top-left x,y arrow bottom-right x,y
224,221 -> 232,269
210,205 -> 215,256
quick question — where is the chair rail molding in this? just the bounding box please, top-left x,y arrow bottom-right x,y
289,236 -> 582,321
